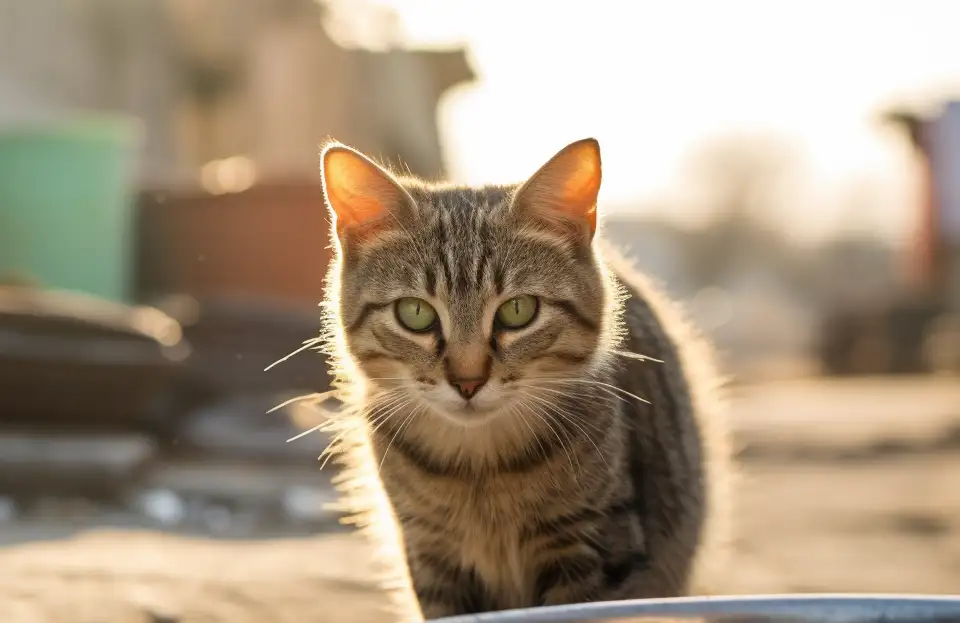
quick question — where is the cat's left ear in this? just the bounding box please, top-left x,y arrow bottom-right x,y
511,138 -> 602,244
320,141 -> 416,243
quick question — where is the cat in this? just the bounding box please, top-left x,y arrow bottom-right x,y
317,137 -> 731,620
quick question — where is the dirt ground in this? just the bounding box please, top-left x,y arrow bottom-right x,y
1,377 -> 958,622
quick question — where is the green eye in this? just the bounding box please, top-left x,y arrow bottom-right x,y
496,295 -> 539,329
395,297 -> 437,332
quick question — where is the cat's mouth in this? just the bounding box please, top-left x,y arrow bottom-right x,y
458,400 -> 494,415
443,395 -> 500,416
417,383 -> 507,425
433,403 -> 502,427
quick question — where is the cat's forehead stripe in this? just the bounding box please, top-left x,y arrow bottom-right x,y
409,185 -> 513,297
348,183 -> 585,308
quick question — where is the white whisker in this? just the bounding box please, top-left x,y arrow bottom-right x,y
379,403 -> 425,474
269,390 -> 336,415
516,393 -> 580,475
521,390 -> 610,471
287,422 -> 328,443
264,338 -> 323,371
612,349 -> 663,363
536,378 -> 651,405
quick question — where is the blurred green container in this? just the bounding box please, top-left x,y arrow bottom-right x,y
0,116 -> 141,303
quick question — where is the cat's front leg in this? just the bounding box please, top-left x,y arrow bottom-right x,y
418,599 -> 459,621
533,545 -> 603,606
533,541 -> 653,607
407,549 -> 494,619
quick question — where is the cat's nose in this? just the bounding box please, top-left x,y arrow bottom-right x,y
444,347 -> 491,400
448,376 -> 487,400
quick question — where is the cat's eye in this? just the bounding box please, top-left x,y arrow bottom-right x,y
395,297 -> 437,332
496,295 -> 539,330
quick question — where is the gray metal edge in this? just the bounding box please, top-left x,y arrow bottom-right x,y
431,594 -> 960,622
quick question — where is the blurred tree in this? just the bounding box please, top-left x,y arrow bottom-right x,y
684,132 -> 803,226
681,133 -> 805,286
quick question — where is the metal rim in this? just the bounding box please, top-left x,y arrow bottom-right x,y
431,594 -> 960,623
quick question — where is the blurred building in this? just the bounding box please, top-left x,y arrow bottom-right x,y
888,102 -> 960,310
0,0 -> 474,187
0,0 -> 183,183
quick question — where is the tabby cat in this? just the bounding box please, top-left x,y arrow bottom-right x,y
318,137 -> 729,620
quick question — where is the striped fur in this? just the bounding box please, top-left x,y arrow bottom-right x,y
318,139 -> 730,620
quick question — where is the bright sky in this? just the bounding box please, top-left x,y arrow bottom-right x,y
364,0 -> 960,244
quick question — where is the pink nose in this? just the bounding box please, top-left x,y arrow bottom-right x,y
449,377 -> 487,400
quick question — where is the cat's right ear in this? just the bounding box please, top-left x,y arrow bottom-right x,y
320,142 -> 415,242
511,138 -> 602,245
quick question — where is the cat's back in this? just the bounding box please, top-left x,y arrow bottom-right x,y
600,241 -> 733,594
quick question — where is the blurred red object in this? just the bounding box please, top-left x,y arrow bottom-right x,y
135,182 -> 333,310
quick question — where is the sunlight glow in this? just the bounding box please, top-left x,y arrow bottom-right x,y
200,155 -> 258,195
368,0 -> 960,243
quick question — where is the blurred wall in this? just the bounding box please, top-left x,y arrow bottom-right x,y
0,0 -> 183,185
0,0 -> 474,188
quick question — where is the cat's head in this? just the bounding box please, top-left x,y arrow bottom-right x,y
321,138 -> 620,427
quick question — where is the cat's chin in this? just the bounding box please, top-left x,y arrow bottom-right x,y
428,400 -> 506,428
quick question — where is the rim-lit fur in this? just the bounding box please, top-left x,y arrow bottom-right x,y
318,143 -> 731,620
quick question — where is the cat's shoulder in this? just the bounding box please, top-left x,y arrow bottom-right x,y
598,237 -> 728,387
598,239 -> 696,341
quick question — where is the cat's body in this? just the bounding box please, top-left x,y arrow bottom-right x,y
318,139 -> 729,620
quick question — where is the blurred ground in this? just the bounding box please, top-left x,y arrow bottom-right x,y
1,377 -> 958,622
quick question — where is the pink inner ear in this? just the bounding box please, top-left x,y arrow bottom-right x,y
558,162 -> 600,231
329,183 -> 388,227
322,147 -> 397,230
563,159 -> 601,204
519,139 -> 602,237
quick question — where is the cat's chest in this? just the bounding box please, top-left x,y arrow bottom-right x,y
456,518 -> 532,609
442,480 -> 558,609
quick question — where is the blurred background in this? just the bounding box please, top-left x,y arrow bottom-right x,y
0,0 -> 959,621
